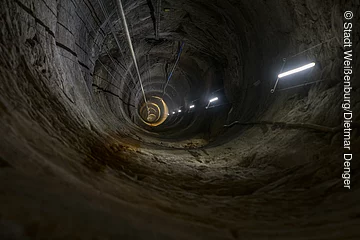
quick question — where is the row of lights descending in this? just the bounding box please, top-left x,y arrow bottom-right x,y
167,61 -> 317,115
168,97 -> 219,115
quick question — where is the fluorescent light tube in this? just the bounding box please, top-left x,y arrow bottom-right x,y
189,105 -> 195,109
209,97 -> 218,103
278,62 -> 315,78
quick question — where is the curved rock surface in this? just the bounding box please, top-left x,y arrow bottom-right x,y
0,0 -> 359,239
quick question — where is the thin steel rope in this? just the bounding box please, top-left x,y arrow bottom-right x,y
97,0 -> 137,85
163,42 -> 185,95
286,37 -> 336,59
115,0 -> 149,114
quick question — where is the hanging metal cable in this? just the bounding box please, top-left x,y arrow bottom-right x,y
97,0 -> 137,85
97,58 -> 133,93
115,0 -> 149,115
163,42 -> 185,94
54,2 -> 135,101
71,0 -> 132,81
75,1 -> 135,97
95,0 -> 140,97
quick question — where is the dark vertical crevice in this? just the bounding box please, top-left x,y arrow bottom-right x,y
146,0 -> 157,38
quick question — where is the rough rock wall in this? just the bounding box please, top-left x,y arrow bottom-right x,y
0,0 -> 360,239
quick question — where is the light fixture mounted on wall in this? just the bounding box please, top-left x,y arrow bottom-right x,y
271,59 -> 316,93
206,97 -> 219,109
278,62 -> 315,78
209,97 -> 218,103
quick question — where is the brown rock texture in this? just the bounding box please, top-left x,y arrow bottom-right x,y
0,0 -> 359,239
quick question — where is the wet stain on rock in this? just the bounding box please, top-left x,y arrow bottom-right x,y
82,136 -> 153,182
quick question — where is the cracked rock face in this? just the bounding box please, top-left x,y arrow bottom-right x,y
0,0 -> 359,239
